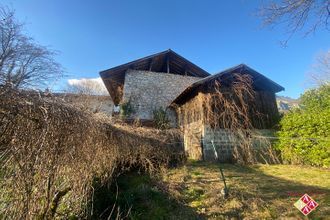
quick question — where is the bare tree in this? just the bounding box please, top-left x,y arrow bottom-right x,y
0,6 -> 63,89
308,49 -> 330,86
259,0 -> 330,43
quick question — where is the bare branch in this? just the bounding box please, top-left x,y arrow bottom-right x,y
66,78 -> 108,96
0,5 -> 63,89
258,0 -> 330,42
307,49 -> 330,86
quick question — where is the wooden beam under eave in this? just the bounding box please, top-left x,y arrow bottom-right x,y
183,64 -> 188,76
167,54 -> 170,73
186,70 -> 199,77
149,59 -> 154,71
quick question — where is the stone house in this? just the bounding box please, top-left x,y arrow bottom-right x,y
100,49 -> 284,161
100,49 -> 209,122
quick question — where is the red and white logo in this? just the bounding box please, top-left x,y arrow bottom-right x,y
301,205 -> 311,215
307,200 -> 318,209
294,194 -> 319,216
301,194 -> 311,203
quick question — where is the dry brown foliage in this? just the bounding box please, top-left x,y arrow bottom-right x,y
176,73 -> 280,164
0,86 -> 183,219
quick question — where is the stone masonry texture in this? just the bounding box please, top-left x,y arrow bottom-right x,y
123,69 -> 202,120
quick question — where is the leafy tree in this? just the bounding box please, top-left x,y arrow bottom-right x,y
276,84 -> 330,167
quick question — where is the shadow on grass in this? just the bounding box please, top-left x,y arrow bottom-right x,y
188,161 -> 330,219
89,161 -> 329,219
90,171 -> 205,220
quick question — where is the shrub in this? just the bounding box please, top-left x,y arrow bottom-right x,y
276,85 -> 330,167
120,99 -> 135,118
0,87 -> 183,219
153,107 -> 170,130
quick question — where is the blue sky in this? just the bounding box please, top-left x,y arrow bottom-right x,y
3,0 -> 329,98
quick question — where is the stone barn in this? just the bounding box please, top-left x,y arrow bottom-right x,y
171,64 -> 284,161
99,50 -> 284,161
99,49 -> 209,125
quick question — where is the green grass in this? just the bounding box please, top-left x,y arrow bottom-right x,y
163,161 -> 330,219
91,163 -> 330,219
90,172 -> 201,220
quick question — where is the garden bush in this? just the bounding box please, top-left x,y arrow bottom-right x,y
153,107 -> 170,130
276,84 -> 330,167
120,99 -> 135,118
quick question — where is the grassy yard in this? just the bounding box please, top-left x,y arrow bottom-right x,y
162,162 -> 330,219
99,162 -> 330,219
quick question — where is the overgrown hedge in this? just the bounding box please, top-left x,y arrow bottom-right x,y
276,84 -> 330,167
0,87 -> 183,219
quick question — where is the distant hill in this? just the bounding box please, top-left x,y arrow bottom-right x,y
276,96 -> 300,112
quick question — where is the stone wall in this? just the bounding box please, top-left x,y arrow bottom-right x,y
181,121 -> 235,161
202,128 -> 276,162
183,122 -> 275,162
122,69 -> 202,121
202,127 -> 236,162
